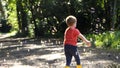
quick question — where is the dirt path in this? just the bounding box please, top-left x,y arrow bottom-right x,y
0,38 -> 120,68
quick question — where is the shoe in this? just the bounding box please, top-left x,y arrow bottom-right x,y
76,65 -> 82,68
65,66 -> 70,68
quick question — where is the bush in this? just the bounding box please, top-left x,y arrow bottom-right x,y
87,31 -> 120,50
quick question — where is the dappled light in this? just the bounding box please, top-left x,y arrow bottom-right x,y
0,38 -> 119,68
0,0 -> 120,68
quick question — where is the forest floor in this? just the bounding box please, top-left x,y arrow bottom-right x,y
0,37 -> 120,68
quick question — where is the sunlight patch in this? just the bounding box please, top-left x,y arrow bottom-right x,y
45,48 -> 63,51
39,53 -> 64,61
24,44 -> 46,49
11,64 -> 36,68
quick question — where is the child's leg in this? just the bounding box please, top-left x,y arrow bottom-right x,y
65,53 -> 72,66
74,51 -> 81,65
73,49 -> 82,68
73,49 -> 81,65
64,45 -> 73,66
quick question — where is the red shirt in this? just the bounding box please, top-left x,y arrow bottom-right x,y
64,27 -> 80,46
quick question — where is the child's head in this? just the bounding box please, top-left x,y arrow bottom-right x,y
66,15 -> 77,27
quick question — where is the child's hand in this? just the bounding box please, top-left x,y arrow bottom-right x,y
86,41 -> 91,47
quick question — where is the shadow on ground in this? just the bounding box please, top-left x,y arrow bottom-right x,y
0,38 -> 120,68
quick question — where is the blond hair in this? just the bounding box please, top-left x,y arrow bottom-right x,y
66,15 -> 77,26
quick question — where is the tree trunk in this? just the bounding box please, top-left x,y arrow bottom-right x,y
29,0 -> 38,37
104,0 -> 111,30
0,0 -> 5,19
112,0 -> 117,30
16,0 -> 29,37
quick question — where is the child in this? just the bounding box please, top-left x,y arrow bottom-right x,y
64,15 -> 91,68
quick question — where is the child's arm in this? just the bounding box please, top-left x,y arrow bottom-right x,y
78,33 -> 91,47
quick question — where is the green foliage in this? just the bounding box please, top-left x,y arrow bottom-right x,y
1,0 -> 120,38
87,31 -> 120,49
7,0 -> 18,31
